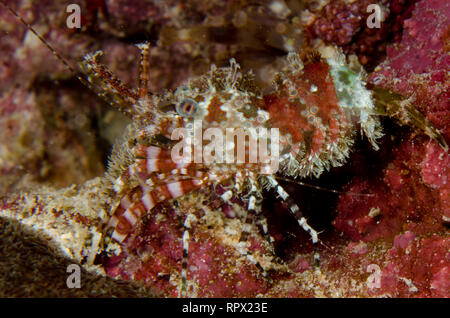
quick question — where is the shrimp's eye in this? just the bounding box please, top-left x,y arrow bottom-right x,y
176,98 -> 198,117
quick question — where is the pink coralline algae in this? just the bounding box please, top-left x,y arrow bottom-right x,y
0,0 -> 130,193
308,0 -> 418,68
334,140 -> 446,241
332,0 -> 449,297
102,191 -> 270,297
379,234 -> 449,297
0,0 -> 448,298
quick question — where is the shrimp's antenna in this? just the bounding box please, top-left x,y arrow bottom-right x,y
275,175 -> 374,197
0,0 -> 93,90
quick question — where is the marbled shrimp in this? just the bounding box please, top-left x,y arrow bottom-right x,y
1,0 -> 447,297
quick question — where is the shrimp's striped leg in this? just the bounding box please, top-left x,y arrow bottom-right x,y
131,145 -> 205,183
254,212 -> 274,254
234,174 -> 271,278
108,179 -> 204,243
237,196 -> 271,279
177,174 -> 234,297
264,175 -> 320,267
112,145 -> 204,193
180,213 -> 195,298
247,174 -> 274,255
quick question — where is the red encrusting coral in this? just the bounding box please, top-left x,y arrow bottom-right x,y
0,0 -> 448,298
95,0 -> 450,296
103,195 -> 270,297
334,139 -> 445,242
308,0 -> 418,68
378,234 -> 449,297
331,0 -> 449,297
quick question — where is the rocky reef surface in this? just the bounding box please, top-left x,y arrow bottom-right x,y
0,0 -> 448,297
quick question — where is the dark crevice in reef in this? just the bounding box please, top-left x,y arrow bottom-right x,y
263,117 -> 409,261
